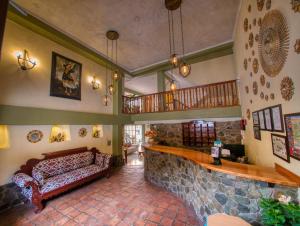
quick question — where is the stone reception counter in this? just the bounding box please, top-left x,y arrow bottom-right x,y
144,145 -> 299,225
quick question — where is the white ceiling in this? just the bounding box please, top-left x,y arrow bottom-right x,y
13,0 -> 240,72
125,73 -> 158,94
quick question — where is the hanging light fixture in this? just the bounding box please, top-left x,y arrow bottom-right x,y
165,0 -> 191,77
170,80 -> 177,91
103,36 -> 111,107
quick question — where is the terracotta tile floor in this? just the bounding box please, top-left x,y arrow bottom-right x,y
0,166 -> 202,226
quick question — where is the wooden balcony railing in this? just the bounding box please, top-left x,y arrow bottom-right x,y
122,80 -> 239,114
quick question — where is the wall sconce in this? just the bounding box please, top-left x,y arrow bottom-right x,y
92,125 -> 103,138
0,125 -> 10,149
170,80 -> 177,91
49,125 -> 71,143
16,49 -> 36,70
90,76 -> 100,90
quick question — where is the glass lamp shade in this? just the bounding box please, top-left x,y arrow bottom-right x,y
170,81 -> 177,91
113,71 -> 119,81
102,94 -> 111,106
108,84 -> 114,95
179,62 -> 191,77
170,53 -> 179,67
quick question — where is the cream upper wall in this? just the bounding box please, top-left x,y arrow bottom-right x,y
168,54 -> 237,89
234,0 -> 300,175
0,125 -> 112,185
0,20 -> 112,114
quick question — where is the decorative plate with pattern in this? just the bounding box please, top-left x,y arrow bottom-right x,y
260,74 -> 266,86
266,0 -> 271,10
257,0 -> 265,11
253,81 -> 258,95
27,130 -> 43,143
280,77 -> 294,101
253,58 -> 259,73
244,18 -> 248,32
249,32 -> 254,47
79,128 -> 87,137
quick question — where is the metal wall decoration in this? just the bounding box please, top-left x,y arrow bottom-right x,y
252,58 -> 259,73
257,0 -> 265,11
294,39 -> 300,53
266,0 -> 271,10
246,109 -> 251,120
252,50 -> 255,56
270,93 -> 275,100
244,18 -> 248,32
249,32 -> 254,47
244,58 -> 248,70
253,18 -> 257,26
250,99 -> 253,104
248,4 -> 252,12
280,77 -> 295,101
253,81 -> 258,95
258,10 -> 289,77
258,18 -> 262,27
255,34 -> 259,42
250,72 -> 253,77
260,74 -> 265,86
265,95 -> 269,101
245,43 -> 248,50
291,0 -> 300,12
249,24 -> 252,30
78,128 -> 87,137
260,91 -> 265,99
266,81 -> 271,88
245,86 -> 249,93
27,130 -> 43,143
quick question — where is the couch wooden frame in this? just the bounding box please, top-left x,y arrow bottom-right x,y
14,147 -> 112,213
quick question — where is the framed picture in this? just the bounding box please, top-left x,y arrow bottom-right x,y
271,134 -> 289,162
252,111 -> 259,126
253,126 -> 261,140
258,110 -> 266,130
285,113 -> 300,161
264,108 -> 273,131
50,52 -> 82,100
271,105 -> 284,132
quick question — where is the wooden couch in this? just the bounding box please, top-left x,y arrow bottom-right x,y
12,147 -> 112,213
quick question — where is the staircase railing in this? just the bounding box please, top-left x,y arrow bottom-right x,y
122,80 -> 239,114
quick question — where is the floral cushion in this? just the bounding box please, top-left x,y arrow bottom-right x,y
12,173 -> 37,188
32,167 -> 47,185
95,153 -> 111,169
40,164 -> 102,194
21,187 -> 33,201
34,151 -> 94,178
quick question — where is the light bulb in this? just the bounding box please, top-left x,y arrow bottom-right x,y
179,62 -> 191,77
108,84 -> 114,95
170,81 -> 176,91
102,94 -> 111,106
170,54 -> 178,67
113,71 -> 119,81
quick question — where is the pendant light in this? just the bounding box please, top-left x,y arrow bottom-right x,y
102,37 -> 111,107
165,0 -> 191,77
170,80 -> 177,91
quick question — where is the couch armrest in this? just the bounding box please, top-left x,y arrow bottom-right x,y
13,173 -> 39,188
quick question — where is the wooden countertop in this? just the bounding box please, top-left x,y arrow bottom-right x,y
144,145 -> 300,187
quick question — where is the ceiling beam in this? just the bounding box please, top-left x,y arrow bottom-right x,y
7,5 -> 132,76
131,42 -> 234,77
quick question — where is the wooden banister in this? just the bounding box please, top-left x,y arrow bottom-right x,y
122,80 -> 239,114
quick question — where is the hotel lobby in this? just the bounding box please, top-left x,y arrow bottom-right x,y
0,0 -> 300,225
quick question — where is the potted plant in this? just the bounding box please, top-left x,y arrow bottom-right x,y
259,194 -> 300,226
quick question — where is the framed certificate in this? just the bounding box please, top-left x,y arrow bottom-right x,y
264,108 -> 273,131
271,134 -> 289,162
252,111 -> 259,126
258,110 -> 266,130
271,105 -> 284,132
253,126 -> 261,140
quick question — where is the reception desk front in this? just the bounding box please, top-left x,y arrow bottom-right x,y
144,145 -> 299,225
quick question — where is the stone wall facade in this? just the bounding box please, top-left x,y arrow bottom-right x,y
144,150 -> 298,225
150,120 -> 241,147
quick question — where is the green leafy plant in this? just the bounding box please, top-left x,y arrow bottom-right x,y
259,198 -> 300,226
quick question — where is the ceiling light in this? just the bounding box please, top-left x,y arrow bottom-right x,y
179,62 -> 191,77
170,80 -> 177,91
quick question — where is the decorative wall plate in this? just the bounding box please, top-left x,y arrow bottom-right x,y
244,59 -> 248,70
294,39 -> 300,53
249,32 -> 254,47
27,130 -> 43,143
265,95 -> 269,101
253,18 -> 257,26
260,74 -> 266,86
250,99 -> 253,104
291,0 -> 300,12
266,0 -> 271,10
258,10 -> 289,77
270,93 -> 275,100
260,92 -> 265,99
253,58 -> 259,73
266,81 -> 271,88
257,0 -> 265,11
248,4 -> 252,12
244,18 -> 248,32
253,81 -> 258,95
258,18 -> 262,27
255,34 -> 259,42
246,109 -> 251,120
79,128 -> 87,137
245,86 -> 249,93
280,77 -> 294,101
249,24 -> 252,30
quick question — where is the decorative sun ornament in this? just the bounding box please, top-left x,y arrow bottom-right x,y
280,77 -> 294,101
